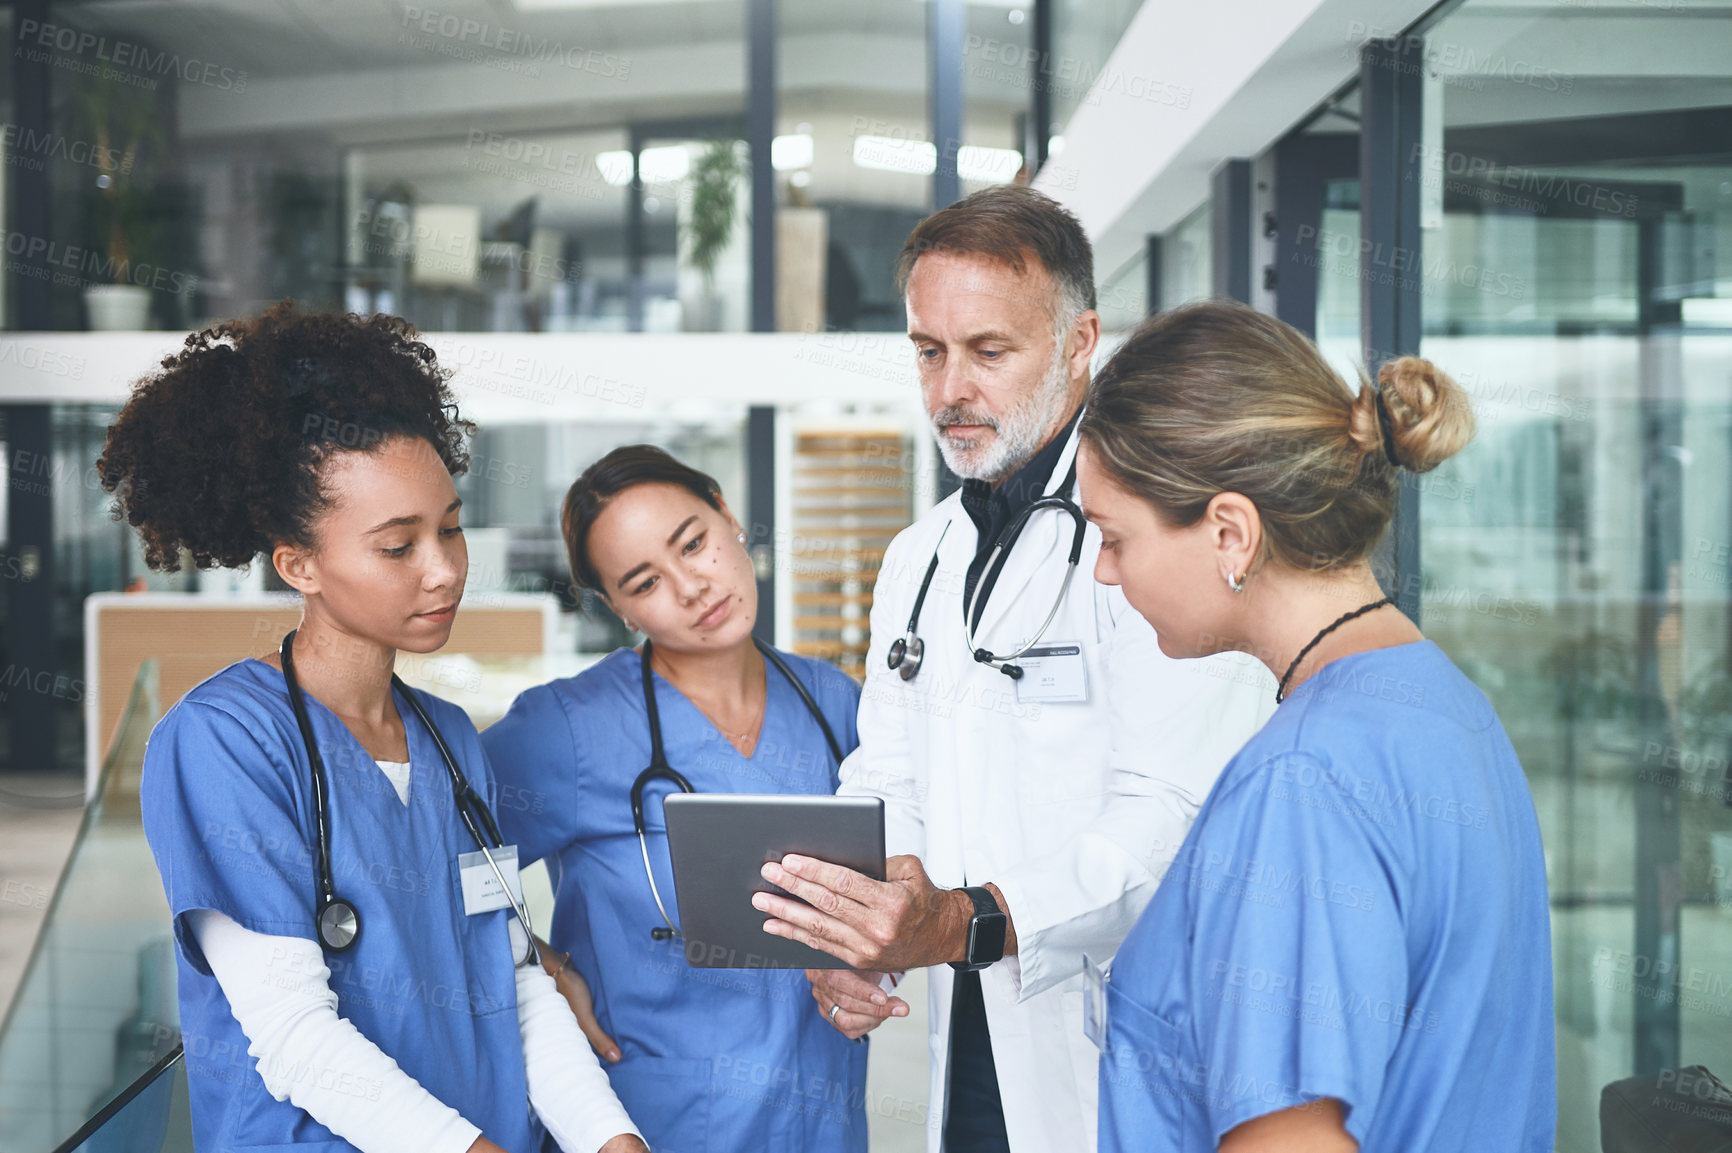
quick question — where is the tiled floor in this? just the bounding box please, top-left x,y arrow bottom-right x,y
0,777 -> 86,1023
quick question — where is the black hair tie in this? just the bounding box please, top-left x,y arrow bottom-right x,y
1373,388 -> 1403,469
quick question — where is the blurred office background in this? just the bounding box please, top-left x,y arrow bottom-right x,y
0,0 -> 1728,1149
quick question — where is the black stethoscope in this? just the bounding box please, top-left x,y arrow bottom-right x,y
887,456 -> 1088,682
280,630 -> 539,967
631,636 -> 844,941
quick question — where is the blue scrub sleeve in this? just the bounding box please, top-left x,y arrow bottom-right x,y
831,671 -> 861,758
812,664 -> 862,789
140,700 -> 320,975
480,684 -> 585,867
1183,751 -> 1408,1146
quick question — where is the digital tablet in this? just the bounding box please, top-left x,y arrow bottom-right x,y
662,793 -> 886,969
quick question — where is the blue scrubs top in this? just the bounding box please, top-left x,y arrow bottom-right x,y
482,646 -> 868,1153
1098,641 -> 1555,1152
140,660 -> 537,1153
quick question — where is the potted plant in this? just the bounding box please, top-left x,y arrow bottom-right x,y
680,138 -> 745,331
74,72 -> 168,330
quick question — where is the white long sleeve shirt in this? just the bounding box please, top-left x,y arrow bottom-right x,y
188,756 -> 638,1151
190,910 -> 640,1152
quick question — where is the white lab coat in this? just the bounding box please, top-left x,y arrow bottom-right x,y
839,421 -> 1276,1153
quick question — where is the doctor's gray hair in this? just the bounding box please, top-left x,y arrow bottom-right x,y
895,185 -> 1095,328
1080,301 -> 1475,573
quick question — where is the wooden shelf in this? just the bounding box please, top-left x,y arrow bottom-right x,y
790,428 -> 913,680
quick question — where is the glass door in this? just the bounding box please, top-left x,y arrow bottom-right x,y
1414,3 -> 1732,1146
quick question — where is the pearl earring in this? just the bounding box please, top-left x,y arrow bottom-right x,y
737,532 -> 746,544
1227,571 -> 1245,594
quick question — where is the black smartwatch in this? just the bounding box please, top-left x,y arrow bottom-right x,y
948,885 -> 1008,972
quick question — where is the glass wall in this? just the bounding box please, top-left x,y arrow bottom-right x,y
1157,200 -> 1210,312
1413,1 -> 1732,1146
1305,86 -> 1363,383
0,0 -> 972,775
0,1 -> 767,335
1095,244 -> 1146,333
456,414 -> 746,651
1047,0 -> 1145,150
779,0 -> 931,333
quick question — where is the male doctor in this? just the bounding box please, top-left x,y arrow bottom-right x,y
753,185 -> 1275,1152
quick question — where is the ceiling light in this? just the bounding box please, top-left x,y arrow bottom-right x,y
852,137 -> 1022,183
595,145 -> 692,186
772,134 -> 814,171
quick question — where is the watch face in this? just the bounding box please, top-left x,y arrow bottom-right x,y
971,912 -> 1008,965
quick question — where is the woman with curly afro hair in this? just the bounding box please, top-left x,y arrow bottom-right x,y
101,302 -> 647,1153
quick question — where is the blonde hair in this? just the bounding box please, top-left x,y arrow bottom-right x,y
1080,300 -> 1474,572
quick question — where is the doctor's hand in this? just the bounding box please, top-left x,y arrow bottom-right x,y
537,938 -> 621,1064
756,854 -> 1011,972
806,968 -> 909,1040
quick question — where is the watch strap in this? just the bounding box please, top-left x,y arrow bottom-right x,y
959,885 -> 1000,919
950,885 -> 1006,971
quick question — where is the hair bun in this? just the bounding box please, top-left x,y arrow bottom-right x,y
1368,355 -> 1476,474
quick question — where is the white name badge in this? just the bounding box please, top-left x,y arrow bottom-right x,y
1014,643 -> 1089,705
1083,953 -> 1110,1051
458,845 -> 523,916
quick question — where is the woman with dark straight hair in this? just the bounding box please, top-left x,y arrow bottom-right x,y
1078,301 -> 1554,1152
482,444 -> 871,1153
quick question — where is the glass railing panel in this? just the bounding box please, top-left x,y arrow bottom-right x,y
49,1048 -> 188,1153
0,660 -> 183,1152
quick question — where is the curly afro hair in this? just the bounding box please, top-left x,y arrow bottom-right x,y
98,301 -> 473,572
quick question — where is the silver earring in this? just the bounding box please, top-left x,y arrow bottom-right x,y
1227,571 -> 1245,594
736,532 -> 746,544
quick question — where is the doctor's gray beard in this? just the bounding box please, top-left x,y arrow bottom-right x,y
932,330 -> 1073,484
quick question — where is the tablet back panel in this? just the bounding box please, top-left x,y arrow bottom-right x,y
663,794 -> 886,969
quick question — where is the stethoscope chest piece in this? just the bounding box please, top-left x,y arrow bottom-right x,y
887,633 -> 924,680
894,454 -> 1087,683
281,629 -> 538,967
318,896 -> 361,953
